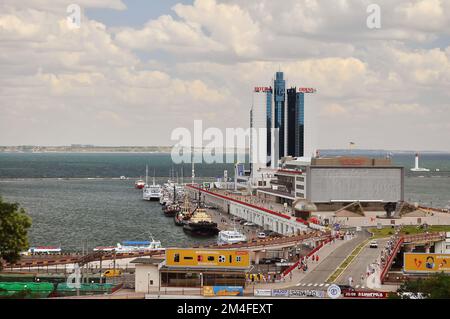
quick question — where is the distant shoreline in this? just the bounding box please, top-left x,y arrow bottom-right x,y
1,146 -> 449,154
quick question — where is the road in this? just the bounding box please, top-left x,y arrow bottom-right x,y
337,238 -> 388,288
284,230 -> 371,289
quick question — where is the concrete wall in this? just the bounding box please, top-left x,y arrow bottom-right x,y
307,167 -> 404,203
135,264 -> 160,293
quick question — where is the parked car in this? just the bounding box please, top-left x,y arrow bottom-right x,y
239,220 -> 247,225
259,258 -> 273,264
257,232 -> 267,239
102,269 -> 122,277
243,222 -> 257,227
272,257 -> 287,263
369,240 -> 378,248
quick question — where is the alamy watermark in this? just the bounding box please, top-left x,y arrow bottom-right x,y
66,264 -> 81,289
366,4 -> 381,29
170,120 -> 275,165
67,4 -> 81,29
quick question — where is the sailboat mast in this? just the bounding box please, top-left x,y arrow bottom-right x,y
145,165 -> 148,185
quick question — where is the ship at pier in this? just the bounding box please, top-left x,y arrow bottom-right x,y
182,208 -> 218,237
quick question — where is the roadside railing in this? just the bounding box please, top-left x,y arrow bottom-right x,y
380,231 -> 446,284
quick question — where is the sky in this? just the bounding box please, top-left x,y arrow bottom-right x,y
0,0 -> 449,151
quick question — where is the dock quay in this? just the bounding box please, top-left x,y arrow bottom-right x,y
186,184 -> 326,235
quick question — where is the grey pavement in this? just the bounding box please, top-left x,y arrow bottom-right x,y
337,238 -> 388,288
275,230 -> 371,290
249,233 -> 365,290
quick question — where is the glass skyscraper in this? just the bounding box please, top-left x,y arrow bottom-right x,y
252,71 -> 312,170
266,90 -> 272,166
273,72 -> 285,158
287,88 -> 305,157
251,87 -> 272,170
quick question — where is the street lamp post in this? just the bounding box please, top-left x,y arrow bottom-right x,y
199,272 -> 203,295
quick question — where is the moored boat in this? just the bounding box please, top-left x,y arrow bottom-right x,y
135,179 -> 145,189
93,235 -> 164,253
217,229 -> 247,245
183,208 -> 218,237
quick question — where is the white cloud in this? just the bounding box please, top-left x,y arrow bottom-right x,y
0,0 -> 449,150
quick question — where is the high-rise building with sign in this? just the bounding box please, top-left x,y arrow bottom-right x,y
287,88 -> 305,157
250,72 -> 315,175
250,87 -> 272,170
273,72 -> 286,158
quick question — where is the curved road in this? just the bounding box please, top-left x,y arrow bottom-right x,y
285,230 -> 371,289
337,238 -> 387,288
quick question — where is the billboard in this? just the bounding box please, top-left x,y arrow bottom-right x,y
343,291 -> 387,298
254,86 -> 272,93
165,248 -> 250,269
298,88 -> 316,93
203,286 -> 243,297
404,253 -> 450,273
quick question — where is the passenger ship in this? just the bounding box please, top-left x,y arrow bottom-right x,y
217,229 -> 247,245
142,166 -> 162,201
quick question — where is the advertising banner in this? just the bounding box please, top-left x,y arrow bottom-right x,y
404,253 -> 450,273
343,291 -> 388,298
271,289 -> 289,297
254,289 -> 272,297
203,286 -> 243,297
166,248 -> 250,268
237,163 -> 245,177
288,290 -> 325,298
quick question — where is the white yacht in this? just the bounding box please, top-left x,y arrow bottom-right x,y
217,229 -> 247,245
115,239 -> 163,253
94,235 -> 163,253
143,166 -> 162,201
143,182 -> 162,201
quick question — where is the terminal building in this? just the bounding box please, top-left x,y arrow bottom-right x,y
256,156 -> 404,212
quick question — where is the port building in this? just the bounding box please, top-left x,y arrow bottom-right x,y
256,156 -> 404,212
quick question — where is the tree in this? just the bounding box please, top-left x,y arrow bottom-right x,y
0,197 -> 32,269
396,273 -> 450,299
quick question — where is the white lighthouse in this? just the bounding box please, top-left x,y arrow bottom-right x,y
410,153 -> 430,172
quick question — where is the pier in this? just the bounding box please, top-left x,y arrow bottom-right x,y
186,185 -> 326,235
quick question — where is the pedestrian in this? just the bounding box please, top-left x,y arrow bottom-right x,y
360,274 -> 365,285
348,276 -> 353,287
316,255 -> 319,263
290,271 -> 293,281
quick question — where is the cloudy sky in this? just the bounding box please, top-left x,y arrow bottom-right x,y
1,0 -> 449,151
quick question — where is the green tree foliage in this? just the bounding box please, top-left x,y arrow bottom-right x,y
396,273 -> 450,299
0,197 -> 32,269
